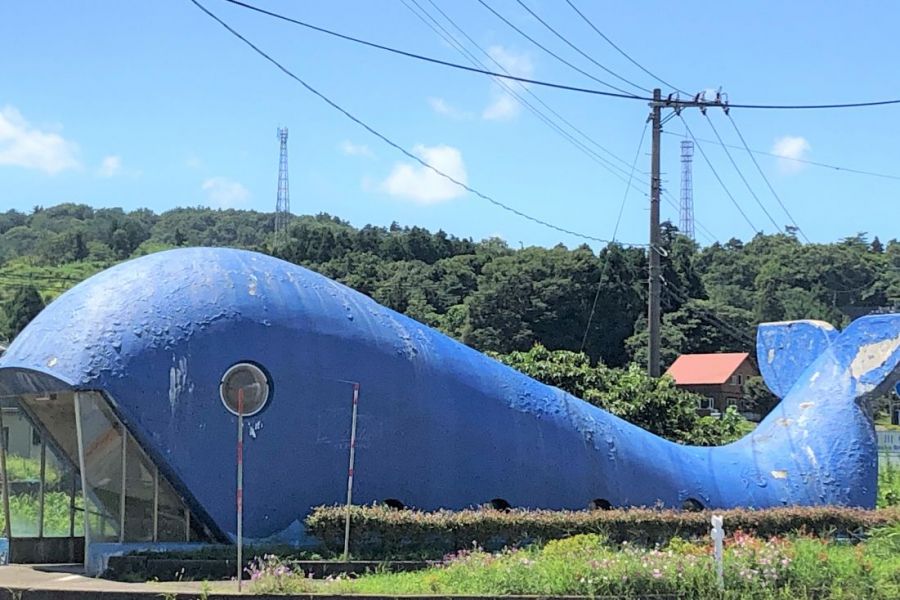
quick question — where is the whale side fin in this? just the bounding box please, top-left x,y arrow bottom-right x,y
756,320 -> 838,398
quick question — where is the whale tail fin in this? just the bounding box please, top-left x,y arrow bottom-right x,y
760,314 -> 900,405
757,320 -> 838,398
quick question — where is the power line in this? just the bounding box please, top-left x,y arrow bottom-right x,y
581,122 -> 648,352
219,0 -> 642,100
661,130 -> 900,181
219,0 -> 900,111
703,113 -> 782,232
189,0 -> 642,247
563,0 -> 686,95
475,0 -> 636,95
512,0 -> 650,94
613,122 -> 649,240
402,0 -> 642,189
725,114 -> 811,243
678,115 -> 759,235
420,0 -> 637,174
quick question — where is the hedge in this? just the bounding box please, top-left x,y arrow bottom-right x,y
306,504 -> 900,559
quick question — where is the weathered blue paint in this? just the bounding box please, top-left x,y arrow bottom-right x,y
0,248 -> 898,542
756,320 -> 839,398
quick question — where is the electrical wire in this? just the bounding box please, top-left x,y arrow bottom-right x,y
218,0 -> 642,99
218,0 -> 900,111
421,0 -> 637,173
703,114 -> 782,232
512,0 -> 650,94
678,115 -> 760,235
475,0 -> 636,95
725,114 -> 811,243
402,0 -> 642,188
410,1 -> 722,245
189,0 -> 642,247
580,121 -> 648,352
661,130 -> 900,181
563,0 -> 686,95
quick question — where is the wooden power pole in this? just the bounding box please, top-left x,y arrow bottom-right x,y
648,88 -> 662,377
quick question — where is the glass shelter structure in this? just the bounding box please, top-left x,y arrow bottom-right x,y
0,389 -> 214,565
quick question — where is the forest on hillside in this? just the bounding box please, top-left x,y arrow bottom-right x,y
2,203 -> 899,371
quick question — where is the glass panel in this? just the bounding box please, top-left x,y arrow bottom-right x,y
123,435 -> 155,542
157,477 -> 188,542
76,392 -> 123,543
0,396 -> 85,538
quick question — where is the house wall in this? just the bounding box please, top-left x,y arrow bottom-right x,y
679,360 -> 761,420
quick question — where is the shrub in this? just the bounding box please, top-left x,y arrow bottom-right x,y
306,504 -> 900,560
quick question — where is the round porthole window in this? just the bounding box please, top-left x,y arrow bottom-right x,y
220,363 -> 270,416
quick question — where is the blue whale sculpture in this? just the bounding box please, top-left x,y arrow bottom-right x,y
0,247 -> 898,543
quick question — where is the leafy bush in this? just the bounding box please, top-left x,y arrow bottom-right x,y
307,504 -> 900,560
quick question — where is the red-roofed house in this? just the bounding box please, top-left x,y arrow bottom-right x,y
665,352 -> 759,418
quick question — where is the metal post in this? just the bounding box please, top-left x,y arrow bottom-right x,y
342,383 -> 360,562
38,439 -> 46,538
236,387 -> 244,592
74,392 -> 91,570
648,88 -> 663,377
119,429 -> 127,543
153,466 -> 159,542
0,408 -> 11,542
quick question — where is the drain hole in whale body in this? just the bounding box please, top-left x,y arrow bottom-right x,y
383,499 -> 406,510
488,498 -> 511,511
682,498 -> 704,512
591,498 -> 612,510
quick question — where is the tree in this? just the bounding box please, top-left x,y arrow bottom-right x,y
493,344 -> 751,445
4,285 -> 45,339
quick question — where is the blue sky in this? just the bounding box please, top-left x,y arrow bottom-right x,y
2,0 -> 898,249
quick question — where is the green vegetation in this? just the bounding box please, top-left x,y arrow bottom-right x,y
493,344 -> 753,444
879,458 -> 900,508
306,504 -> 899,560
0,492 -> 83,537
248,529 -> 900,598
4,455 -> 61,486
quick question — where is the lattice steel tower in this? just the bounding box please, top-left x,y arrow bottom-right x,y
679,139 -> 695,240
275,127 -> 291,243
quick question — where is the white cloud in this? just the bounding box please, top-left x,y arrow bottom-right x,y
771,135 -> 811,173
482,46 -> 533,121
339,140 -> 374,158
428,97 -> 471,120
381,144 -> 468,204
0,105 -> 80,174
98,155 -> 122,178
202,177 -> 250,208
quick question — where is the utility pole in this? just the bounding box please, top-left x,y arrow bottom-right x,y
648,88 -> 662,377
646,89 -> 728,377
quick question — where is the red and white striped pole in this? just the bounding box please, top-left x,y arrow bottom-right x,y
342,383 -> 360,562
236,387 -> 244,591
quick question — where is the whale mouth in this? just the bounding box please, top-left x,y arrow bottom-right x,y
0,368 -> 223,559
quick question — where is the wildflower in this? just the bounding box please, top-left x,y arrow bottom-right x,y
652,569 -> 662,579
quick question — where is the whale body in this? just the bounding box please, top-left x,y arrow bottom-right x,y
0,247 -> 898,542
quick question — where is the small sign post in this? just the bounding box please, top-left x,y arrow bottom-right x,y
711,514 -> 725,591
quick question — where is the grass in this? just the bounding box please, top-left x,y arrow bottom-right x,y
249,528 -> 900,599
